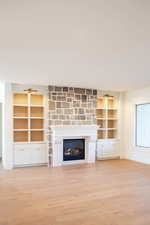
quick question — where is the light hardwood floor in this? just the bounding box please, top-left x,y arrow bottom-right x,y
0,158 -> 2,169
1,160 -> 150,225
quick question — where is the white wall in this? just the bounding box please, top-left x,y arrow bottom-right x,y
124,86 -> 150,164
0,104 -> 2,159
0,82 -> 13,169
0,82 -> 4,160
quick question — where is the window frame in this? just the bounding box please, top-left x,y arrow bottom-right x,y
135,103 -> 150,148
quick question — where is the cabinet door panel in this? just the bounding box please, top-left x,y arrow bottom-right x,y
31,144 -> 47,164
31,146 -> 47,164
14,146 -> 31,165
103,142 -> 119,157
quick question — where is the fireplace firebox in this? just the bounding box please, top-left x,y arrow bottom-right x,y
63,139 -> 85,161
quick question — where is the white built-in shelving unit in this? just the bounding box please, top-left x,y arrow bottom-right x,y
96,94 -> 121,160
13,93 -> 45,143
13,90 -> 48,167
97,97 -> 118,140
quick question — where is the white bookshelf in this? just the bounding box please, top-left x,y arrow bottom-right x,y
13,91 -> 48,167
13,93 -> 45,143
96,95 -> 120,160
96,97 -> 118,140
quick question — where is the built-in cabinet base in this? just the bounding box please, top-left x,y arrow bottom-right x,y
96,140 -> 120,160
14,143 -> 48,167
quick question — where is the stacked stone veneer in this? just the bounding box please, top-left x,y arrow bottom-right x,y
48,86 -> 97,125
48,86 -> 97,165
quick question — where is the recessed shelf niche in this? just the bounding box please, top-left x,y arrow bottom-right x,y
97,130 -> 105,139
31,94 -> 43,105
13,93 -> 28,105
108,120 -> 117,129
97,119 -> 106,129
108,98 -> 117,109
31,106 -> 44,117
97,98 -> 105,109
14,106 -> 28,117
108,130 -> 117,139
14,131 -> 28,142
31,131 -> 44,142
14,119 -> 28,130
96,109 -> 106,118
31,119 -> 44,129
108,109 -> 117,119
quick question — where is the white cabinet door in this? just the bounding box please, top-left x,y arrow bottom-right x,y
14,145 -> 31,166
103,141 -> 118,157
31,144 -> 48,164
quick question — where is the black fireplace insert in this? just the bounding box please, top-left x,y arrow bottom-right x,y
63,139 -> 85,161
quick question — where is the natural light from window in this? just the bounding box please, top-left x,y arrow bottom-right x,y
136,103 -> 150,148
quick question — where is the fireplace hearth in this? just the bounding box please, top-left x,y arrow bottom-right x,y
63,139 -> 85,161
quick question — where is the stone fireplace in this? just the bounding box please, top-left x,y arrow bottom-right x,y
48,85 -> 98,166
50,125 -> 98,167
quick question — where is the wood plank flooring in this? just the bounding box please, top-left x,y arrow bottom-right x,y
1,160 -> 150,225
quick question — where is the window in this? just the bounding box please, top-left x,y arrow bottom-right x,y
136,103 -> 150,148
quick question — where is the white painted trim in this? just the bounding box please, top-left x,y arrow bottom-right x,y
2,83 -> 13,169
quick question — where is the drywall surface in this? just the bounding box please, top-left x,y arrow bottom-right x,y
0,104 -> 2,158
124,86 -> 150,164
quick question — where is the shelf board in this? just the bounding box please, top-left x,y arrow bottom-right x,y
30,117 -> 44,119
14,117 -> 44,119
14,104 -> 44,107
108,108 -> 117,110
30,105 -> 44,107
97,118 -> 106,120
108,118 -> 118,120
30,129 -> 44,131
14,129 -> 44,131
97,118 -> 118,120
96,118 -> 118,120
14,129 -> 29,131
13,117 -> 28,119
108,128 -> 117,130
97,108 -> 117,110
96,108 -> 106,110
97,128 -> 117,131
13,104 -> 28,107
